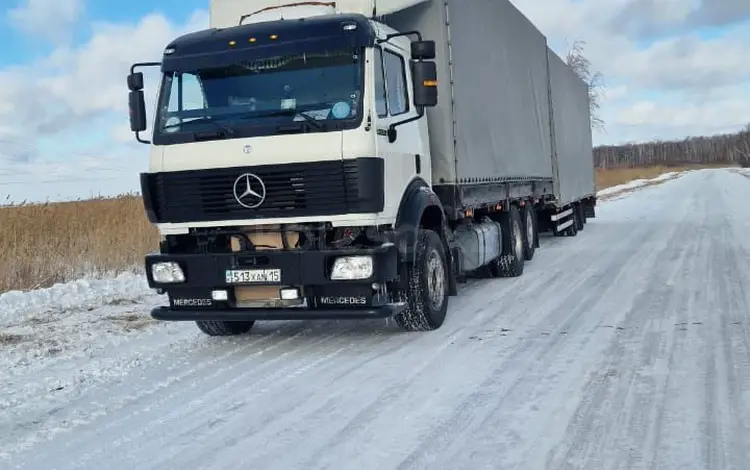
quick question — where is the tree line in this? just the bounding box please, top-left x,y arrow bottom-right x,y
593,126 -> 750,169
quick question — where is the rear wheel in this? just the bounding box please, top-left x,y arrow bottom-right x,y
393,229 -> 449,332
575,203 -> 585,231
492,205 -> 525,277
196,320 -> 255,336
521,204 -> 537,260
565,210 -> 579,236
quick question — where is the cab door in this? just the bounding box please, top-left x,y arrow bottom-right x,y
373,44 -> 430,217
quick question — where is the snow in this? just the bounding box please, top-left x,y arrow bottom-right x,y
596,170 -> 682,198
2,168 -> 750,469
0,271 -> 153,329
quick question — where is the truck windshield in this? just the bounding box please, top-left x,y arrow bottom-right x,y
153,48 -> 363,142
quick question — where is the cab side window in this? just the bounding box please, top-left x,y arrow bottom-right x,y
383,50 -> 409,116
373,48 -> 388,118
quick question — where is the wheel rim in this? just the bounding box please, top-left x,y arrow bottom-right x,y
525,210 -> 534,247
514,217 -> 524,258
426,249 -> 446,309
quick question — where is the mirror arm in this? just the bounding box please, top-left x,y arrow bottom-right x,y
377,30 -> 422,44
130,61 -> 161,76
387,106 -> 425,141
135,130 -> 151,145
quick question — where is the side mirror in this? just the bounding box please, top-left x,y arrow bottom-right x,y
411,40 -> 436,60
126,63 -> 161,144
127,72 -> 144,91
129,90 -> 147,132
412,61 -> 438,108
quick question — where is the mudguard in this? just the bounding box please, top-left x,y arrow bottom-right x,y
394,179 -> 458,295
395,179 -> 442,259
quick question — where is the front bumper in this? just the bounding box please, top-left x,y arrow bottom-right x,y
151,303 -> 406,321
145,243 -> 402,322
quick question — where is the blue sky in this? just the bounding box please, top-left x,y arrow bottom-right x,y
0,0 -> 749,203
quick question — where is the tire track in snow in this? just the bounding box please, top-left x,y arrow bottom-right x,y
57,324 -> 358,470
246,203 -> 669,470
393,195 -> 678,470
542,176 -> 707,469
11,322 -> 316,464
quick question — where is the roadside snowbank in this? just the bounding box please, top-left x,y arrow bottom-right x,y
596,167 -> 745,200
597,171 -> 681,198
0,270 -> 164,385
0,270 -> 153,329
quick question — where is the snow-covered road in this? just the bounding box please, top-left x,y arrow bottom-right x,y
2,168 -> 750,470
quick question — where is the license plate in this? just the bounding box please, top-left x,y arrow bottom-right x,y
225,269 -> 281,284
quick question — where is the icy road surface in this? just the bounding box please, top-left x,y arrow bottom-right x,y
2,168 -> 750,470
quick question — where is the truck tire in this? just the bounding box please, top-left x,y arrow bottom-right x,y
565,213 -> 578,236
195,320 -> 255,336
496,205 -> 525,277
521,204 -> 537,260
575,204 -> 585,231
393,229 -> 449,332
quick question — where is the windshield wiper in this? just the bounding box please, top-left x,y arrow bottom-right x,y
294,112 -> 324,129
162,117 -> 236,137
242,109 -> 324,129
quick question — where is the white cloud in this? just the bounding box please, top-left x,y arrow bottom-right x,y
606,27 -> 750,91
0,10 -> 208,161
510,0 -> 750,145
0,8 -> 208,202
7,0 -> 85,42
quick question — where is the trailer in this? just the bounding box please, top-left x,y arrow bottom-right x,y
125,0 -> 597,336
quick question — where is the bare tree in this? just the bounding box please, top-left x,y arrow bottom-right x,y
565,40 -> 605,132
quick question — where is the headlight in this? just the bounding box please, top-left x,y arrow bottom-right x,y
151,262 -> 185,283
330,256 -> 373,280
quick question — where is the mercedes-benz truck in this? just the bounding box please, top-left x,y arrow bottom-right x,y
126,0 -> 597,336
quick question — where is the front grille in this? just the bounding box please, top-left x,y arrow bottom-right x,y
142,158 -> 383,223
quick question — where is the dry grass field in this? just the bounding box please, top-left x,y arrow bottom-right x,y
0,164 -> 734,293
0,195 -> 159,293
594,163 -> 729,190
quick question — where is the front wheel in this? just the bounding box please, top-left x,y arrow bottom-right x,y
196,320 -> 255,336
393,229 -> 449,332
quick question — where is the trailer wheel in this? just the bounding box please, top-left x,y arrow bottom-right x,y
575,204 -> 585,231
495,205 -> 525,277
565,212 -> 579,236
521,204 -> 537,260
196,320 -> 255,336
393,229 -> 449,332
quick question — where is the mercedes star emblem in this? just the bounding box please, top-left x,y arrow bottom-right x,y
232,173 -> 266,209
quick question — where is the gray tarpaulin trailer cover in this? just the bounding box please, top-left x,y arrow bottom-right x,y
384,0 -> 595,204
548,46 -> 597,206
